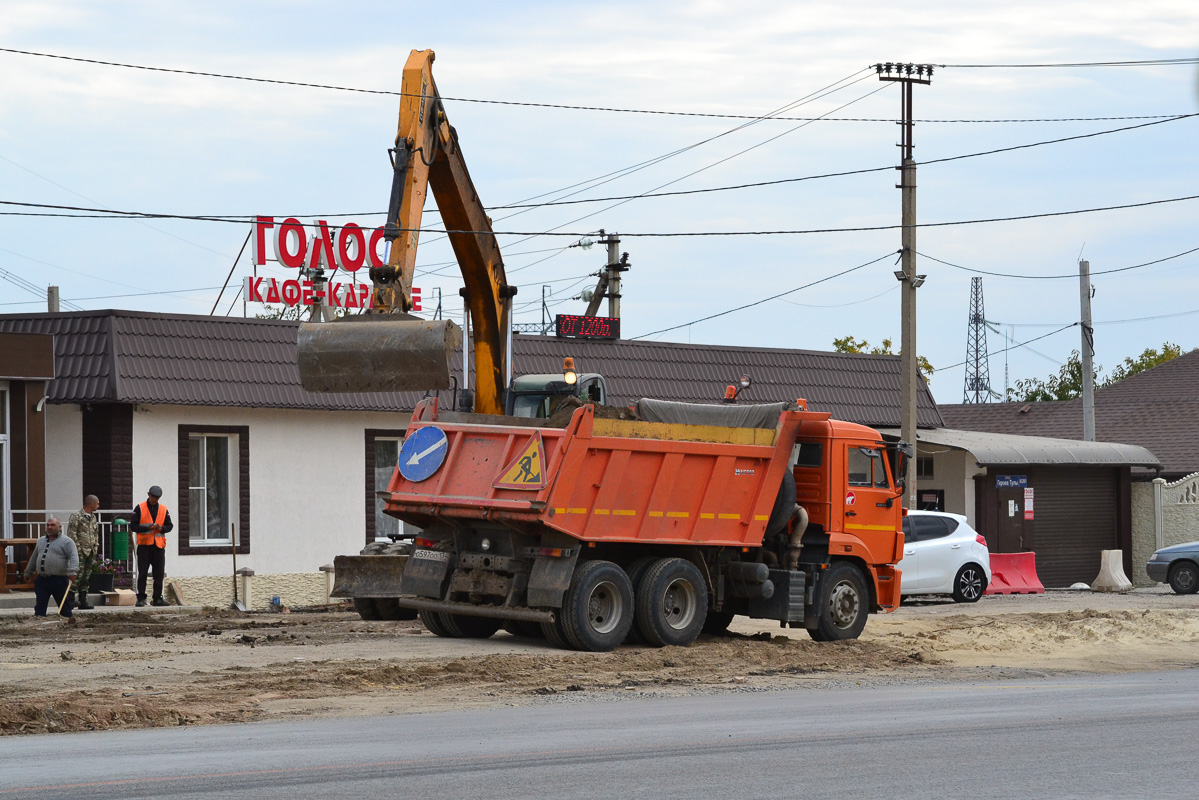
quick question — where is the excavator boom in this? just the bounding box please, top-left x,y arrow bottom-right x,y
297,49 -> 510,413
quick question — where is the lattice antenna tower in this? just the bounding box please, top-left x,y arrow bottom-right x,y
962,276 -> 993,403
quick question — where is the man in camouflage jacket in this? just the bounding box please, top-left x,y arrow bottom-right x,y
66,495 -> 101,610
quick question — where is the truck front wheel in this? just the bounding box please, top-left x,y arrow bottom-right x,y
559,560 -> 635,652
809,562 -> 869,641
635,558 -> 708,647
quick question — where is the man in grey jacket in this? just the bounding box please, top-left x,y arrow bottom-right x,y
23,517 -> 79,623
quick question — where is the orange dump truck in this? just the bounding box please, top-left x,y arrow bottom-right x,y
334,396 -> 910,651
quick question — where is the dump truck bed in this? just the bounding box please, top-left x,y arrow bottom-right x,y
380,398 -> 808,547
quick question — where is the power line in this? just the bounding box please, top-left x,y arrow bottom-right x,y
5,46 -> 1189,122
485,113 -> 1197,209
937,323 -> 1079,372
631,250 -> 899,340
943,57 -> 1199,68
919,243 -> 1199,280
6,111 -> 1194,224
6,191 -> 1199,238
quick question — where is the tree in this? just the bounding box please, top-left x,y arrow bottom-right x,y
832,335 -> 935,380
1007,350 -> 1098,402
1007,342 -> 1188,402
1102,342 -> 1183,386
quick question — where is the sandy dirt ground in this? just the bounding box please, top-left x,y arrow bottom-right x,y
2,589 -> 1197,736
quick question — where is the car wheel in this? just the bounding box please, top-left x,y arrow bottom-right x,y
1168,561 -> 1199,595
808,562 -> 869,641
952,564 -> 987,603
634,558 -> 708,648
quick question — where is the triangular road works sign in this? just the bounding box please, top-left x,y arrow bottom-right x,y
493,432 -> 548,490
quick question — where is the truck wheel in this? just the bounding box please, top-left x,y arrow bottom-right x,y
353,598 -> 381,620
503,620 -> 546,639
443,614 -> 501,639
809,562 -> 869,641
541,617 -> 574,649
635,558 -> 708,647
419,608 -> 456,638
559,560 -> 635,652
702,609 -> 736,636
622,556 -> 658,644
374,598 -> 419,621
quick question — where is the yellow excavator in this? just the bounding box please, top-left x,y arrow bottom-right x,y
296,48 -> 514,414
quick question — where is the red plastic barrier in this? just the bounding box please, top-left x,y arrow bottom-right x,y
983,552 -> 1045,595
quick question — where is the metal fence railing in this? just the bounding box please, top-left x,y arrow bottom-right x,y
5,509 -> 135,576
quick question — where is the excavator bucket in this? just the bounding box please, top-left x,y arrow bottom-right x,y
297,318 -> 463,393
331,554 -> 409,598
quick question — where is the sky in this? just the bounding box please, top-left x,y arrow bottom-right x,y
1,1 -> 1197,406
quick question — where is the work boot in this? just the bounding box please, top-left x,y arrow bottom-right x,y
151,597 -> 169,607
76,591 -> 94,610
135,598 -> 148,607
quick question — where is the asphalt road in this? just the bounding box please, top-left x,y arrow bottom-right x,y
3,669 -> 1194,799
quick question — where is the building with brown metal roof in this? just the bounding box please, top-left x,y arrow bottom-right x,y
0,309 -> 942,606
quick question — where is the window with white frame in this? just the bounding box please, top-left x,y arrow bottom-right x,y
188,432 -> 240,544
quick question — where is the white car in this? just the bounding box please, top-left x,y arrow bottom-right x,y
899,511 -> 992,602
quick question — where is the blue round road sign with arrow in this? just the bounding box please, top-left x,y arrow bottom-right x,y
398,426 -> 449,482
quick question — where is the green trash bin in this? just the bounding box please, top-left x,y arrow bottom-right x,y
110,518 -> 130,560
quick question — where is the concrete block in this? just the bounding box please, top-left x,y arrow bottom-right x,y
1091,549 -> 1133,593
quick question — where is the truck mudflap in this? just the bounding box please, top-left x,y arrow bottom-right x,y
394,596 -> 555,624
330,554 -> 408,598
873,564 -> 901,611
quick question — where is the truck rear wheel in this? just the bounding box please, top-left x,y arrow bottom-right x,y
503,620 -> 546,639
374,598 -> 419,621
809,562 -> 869,641
622,556 -> 658,644
635,558 -> 708,647
559,560 -> 634,652
353,598 -> 381,620
419,608 -> 456,638
443,613 -> 501,639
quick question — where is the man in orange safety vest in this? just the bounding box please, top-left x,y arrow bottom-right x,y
131,485 -> 174,607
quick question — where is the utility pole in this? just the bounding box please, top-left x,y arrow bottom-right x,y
583,230 -> 630,318
1079,259 -> 1096,440
878,62 -> 931,508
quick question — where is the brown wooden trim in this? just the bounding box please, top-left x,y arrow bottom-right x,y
178,425 -> 250,556
364,428 -> 406,546
82,404 -> 133,511
0,333 -> 54,379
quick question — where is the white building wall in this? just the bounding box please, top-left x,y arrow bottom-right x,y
915,444 -> 986,526
43,403 -> 82,511
131,404 -> 408,579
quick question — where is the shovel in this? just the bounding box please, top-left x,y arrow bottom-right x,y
58,577 -> 76,616
231,524 -> 247,612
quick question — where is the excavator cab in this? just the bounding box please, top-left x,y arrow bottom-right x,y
506,372 -> 608,419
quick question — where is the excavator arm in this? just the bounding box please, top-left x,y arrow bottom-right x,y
297,49 -> 513,415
